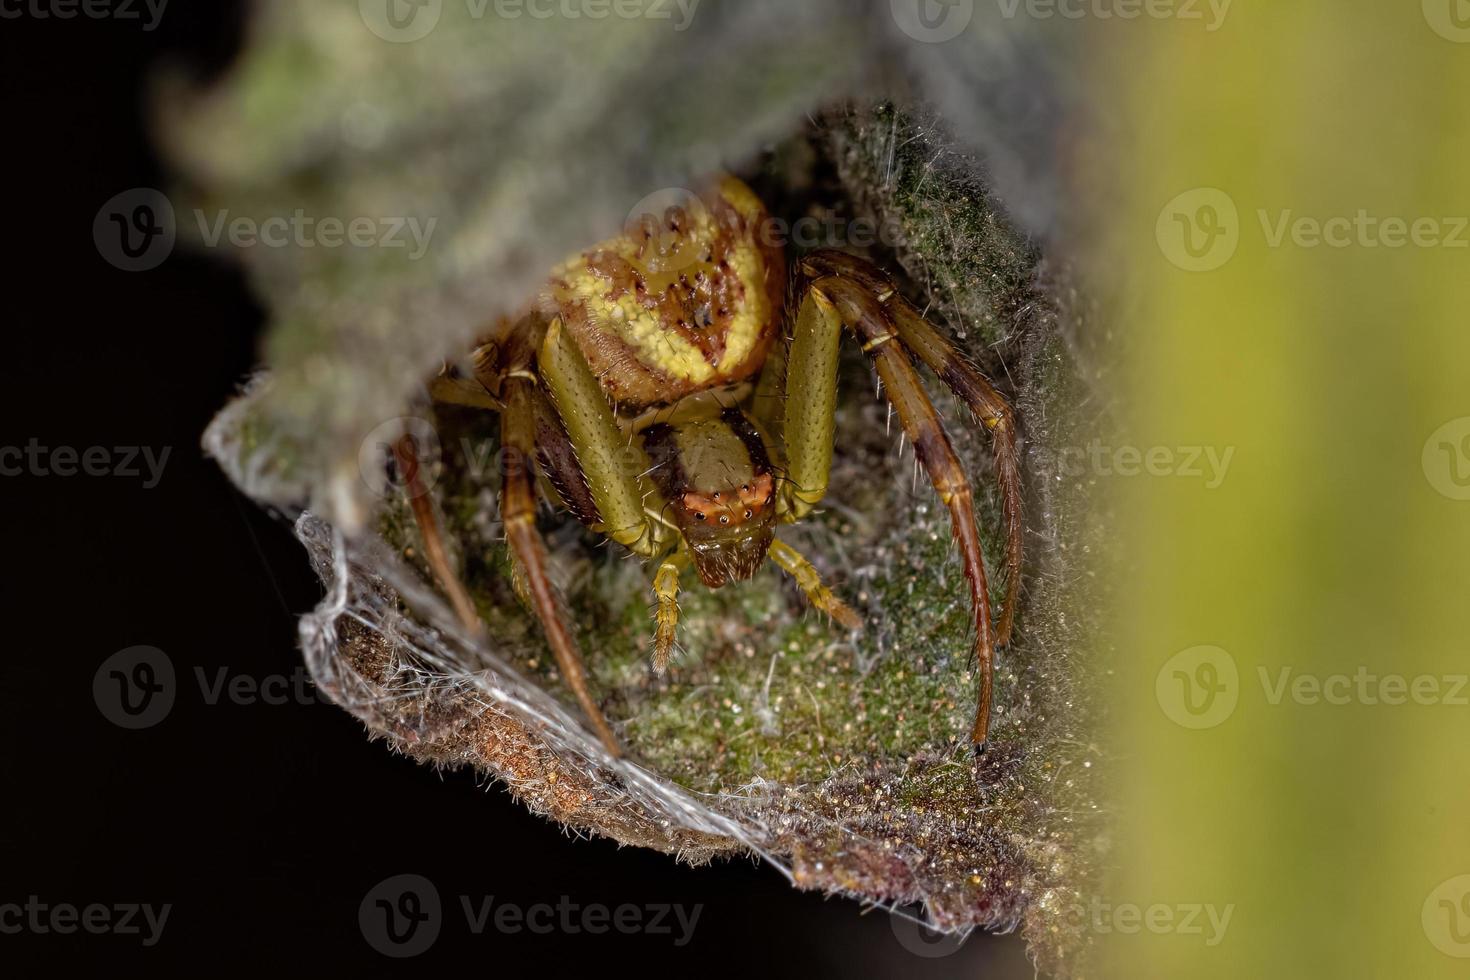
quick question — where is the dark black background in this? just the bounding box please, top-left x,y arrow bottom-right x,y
0,4 -> 1026,974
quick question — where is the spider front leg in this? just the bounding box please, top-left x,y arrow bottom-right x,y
499,342 -> 625,757
768,539 -> 862,630
651,553 -> 687,675
534,318 -> 695,678
405,316 -> 652,758
783,269 -> 1004,746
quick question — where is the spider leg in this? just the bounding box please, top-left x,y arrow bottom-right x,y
775,281 -> 843,520
392,433 -> 483,637
802,249 -> 1022,646
808,274 -> 1000,746
500,364 -> 624,758
768,539 -> 862,630
651,553 -> 687,674
535,316 -> 671,559
416,317 -> 625,756
879,300 -> 1020,646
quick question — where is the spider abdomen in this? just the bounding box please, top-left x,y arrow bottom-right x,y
543,176 -> 784,410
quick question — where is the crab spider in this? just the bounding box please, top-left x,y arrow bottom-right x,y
399,176 -> 1022,758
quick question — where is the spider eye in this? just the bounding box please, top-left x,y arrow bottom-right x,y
743,510 -> 752,519
741,484 -> 749,492
719,515 -> 729,525
694,512 -> 705,520
712,491 -> 720,499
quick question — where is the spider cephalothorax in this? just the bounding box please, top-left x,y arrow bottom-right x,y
640,408 -> 778,588
404,175 -> 1022,758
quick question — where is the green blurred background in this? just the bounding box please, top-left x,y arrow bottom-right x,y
1099,2 -> 1470,975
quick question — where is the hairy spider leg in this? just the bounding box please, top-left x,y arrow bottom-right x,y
783,271 -> 1001,747
801,249 -> 1023,645
651,554 -> 686,674
498,322 -> 625,757
392,434 -> 483,637
767,539 -> 862,629
409,315 -> 639,757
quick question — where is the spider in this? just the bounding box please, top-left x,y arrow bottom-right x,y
396,175 -> 1021,758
